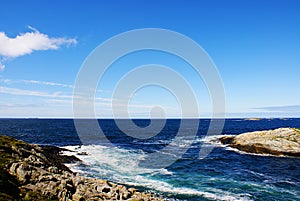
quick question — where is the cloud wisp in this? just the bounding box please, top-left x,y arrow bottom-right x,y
0,85 -> 177,117
0,26 -> 77,70
0,78 -> 73,88
255,105 -> 300,112
0,86 -> 72,99
0,63 -> 4,71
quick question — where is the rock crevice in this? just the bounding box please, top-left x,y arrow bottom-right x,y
0,135 -> 164,201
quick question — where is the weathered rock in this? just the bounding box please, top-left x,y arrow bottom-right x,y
1,135 -> 165,200
72,193 -> 86,201
48,166 -> 59,173
25,154 -> 45,166
14,163 -> 31,183
220,128 -> 300,157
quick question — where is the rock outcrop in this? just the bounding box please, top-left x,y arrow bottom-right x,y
0,135 -> 164,201
220,128 -> 300,157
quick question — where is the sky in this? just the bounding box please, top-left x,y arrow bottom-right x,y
0,0 -> 299,118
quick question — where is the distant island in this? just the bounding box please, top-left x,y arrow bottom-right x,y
243,118 -> 262,121
220,128 -> 300,157
0,135 -> 163,201
1,127 -> 300,200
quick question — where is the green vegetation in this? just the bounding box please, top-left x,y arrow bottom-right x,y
0,135 -> 53,200
293,129 -> 300,142
0,135 -> 27,168
0,135 -> 161,201
20,190 -> 58,201
0,136 -> 21,200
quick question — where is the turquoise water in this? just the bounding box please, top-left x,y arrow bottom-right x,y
1,118 -> 300,200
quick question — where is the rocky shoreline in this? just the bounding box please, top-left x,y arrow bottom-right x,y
220,128 -> 300,157
0,135 -> 164,201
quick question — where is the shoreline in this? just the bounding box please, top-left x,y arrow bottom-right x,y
219,128 -> 300,157
0,135 -> 164,201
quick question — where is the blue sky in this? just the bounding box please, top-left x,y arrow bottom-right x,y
0,0 -> 299,118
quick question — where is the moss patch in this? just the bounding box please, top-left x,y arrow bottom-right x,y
0,135 -> 58,200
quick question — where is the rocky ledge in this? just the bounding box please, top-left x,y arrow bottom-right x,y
0,135 -> 164,201
220,128 -> 300,157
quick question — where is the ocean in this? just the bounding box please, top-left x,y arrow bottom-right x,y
0,118 -> 299,201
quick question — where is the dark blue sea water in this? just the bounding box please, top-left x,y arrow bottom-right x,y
0,118 -> 300,201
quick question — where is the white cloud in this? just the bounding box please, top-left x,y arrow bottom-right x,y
24,79 -> 73,88
0,78 -> 73,88
0,63 -> 4,71
255,105 -> 300,112
0,86 -> 71,99
0,26 -> 77,68
0,84 -> 179,117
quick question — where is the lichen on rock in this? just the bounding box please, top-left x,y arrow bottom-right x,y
220,128 -> 300,157
0,135 -> 164,201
